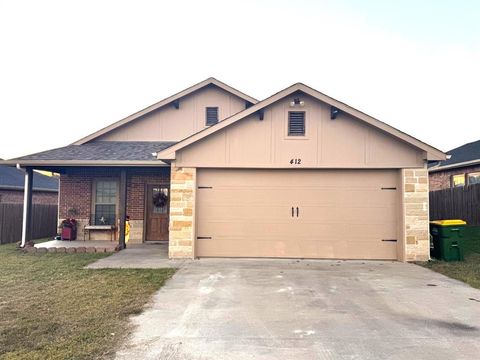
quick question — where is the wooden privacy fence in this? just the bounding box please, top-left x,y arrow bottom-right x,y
429,183 -> 480,225
0,203 -> 58,244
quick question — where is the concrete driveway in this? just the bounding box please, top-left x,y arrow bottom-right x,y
115,259 -> 480,360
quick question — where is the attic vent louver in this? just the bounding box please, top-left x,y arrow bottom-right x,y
288,111 -> 305,136
206,107 -> 219,126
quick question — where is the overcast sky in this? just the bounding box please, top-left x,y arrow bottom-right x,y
1,0 -> 479,160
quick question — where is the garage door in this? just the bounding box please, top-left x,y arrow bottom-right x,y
196,169 -> 399,260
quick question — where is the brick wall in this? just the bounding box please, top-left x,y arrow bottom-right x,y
58,167 -> 170,242
168,166 -> 196,259
59,169 -> 94,219
0,190 -> 58,205
403,168 -> 430,261
429,165 -> 480,191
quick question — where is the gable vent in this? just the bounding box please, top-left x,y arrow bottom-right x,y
288,111 -> 305,136
206,107 -> 219,126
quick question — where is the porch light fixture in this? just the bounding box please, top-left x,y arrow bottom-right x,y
290,98 -> 305,107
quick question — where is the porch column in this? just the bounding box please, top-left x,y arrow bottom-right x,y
402,168 -> 430,261
118,169 -> 127,249
169,166 -> 196,259
21,167 -> 33,247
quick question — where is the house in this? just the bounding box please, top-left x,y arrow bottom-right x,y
1,78 -> 445,261
0,164 -> 58,204
429,140 -> 480,191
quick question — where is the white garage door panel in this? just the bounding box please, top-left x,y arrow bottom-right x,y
197,169 -> 399,260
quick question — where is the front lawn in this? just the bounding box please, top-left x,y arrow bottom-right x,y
419,226 -> 480,289
0,241 -> 175,360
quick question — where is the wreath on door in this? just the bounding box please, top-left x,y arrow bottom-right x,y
153,191 -> 168,208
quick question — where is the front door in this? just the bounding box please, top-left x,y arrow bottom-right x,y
145,184 -> 170,241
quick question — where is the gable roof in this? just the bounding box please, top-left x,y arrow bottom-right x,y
429,140 -> 480,172
73,78 -> 258,145
0,165 -> 58,192
3,142 -> 174,167
157,82 -> 446,161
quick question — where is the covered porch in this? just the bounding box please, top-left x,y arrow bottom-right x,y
5,142 -> 176,253
0,141 -> 175,251
0,140 -> 197,259
18,164 -> 171,251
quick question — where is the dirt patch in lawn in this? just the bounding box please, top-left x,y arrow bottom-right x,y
0,241 -> 175,360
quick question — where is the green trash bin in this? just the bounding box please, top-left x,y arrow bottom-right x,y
430,220 -> 466,261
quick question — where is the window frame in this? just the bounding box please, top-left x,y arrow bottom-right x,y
287,111 -> 306,137
205,106 -> 219,126
91,178 -> 119,226
451,174 -> 466,188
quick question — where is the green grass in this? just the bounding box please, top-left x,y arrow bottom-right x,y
0,240 -> 175,360
419,226 -> 480,289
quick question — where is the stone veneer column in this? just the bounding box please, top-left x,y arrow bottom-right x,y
402,168 -> 430,261
169,166 -> 196,259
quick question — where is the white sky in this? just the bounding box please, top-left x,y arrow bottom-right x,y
1,0 -> 479,160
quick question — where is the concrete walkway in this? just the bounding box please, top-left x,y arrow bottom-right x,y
115,259 -> 480,360
86,243 -> 187,269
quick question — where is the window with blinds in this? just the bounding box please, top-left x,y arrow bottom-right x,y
93,180 -> 117,225
206,107 -> 219,126
288,111 -> 305,136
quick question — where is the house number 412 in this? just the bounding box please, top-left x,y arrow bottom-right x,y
290,158 -> 302,165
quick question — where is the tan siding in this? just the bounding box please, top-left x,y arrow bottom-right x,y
176,94 -> 425,169
95,86 -> 245,142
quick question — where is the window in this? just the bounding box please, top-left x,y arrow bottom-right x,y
467,172 -> 480,185
288,111 -> 305,136
206,107 -> 218,126
452,174 -> 465,188
93,180 -> 117,225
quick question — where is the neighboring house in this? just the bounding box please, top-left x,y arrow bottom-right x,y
429,140 -> 480,191
1,78 -> 445,261
0,165 -> 58,204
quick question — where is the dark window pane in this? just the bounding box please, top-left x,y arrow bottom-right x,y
153,187 -> 168,214
96,180 -> 117,204
95,204 -> 116,225
468,172 -> 480,185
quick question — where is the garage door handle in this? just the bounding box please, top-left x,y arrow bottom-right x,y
296,207 -> 299,217
291,207 -> 294,217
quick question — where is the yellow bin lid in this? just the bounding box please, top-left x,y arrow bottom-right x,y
430,219 -> 467,226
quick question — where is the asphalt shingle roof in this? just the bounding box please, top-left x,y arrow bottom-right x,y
429,140 -> 480,168
14,141 -> 176,162
0,165 -> 59,191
